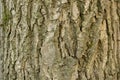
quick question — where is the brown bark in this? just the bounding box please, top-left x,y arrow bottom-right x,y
0,0 -> 120,80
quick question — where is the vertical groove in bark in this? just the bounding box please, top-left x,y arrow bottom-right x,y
0,0 -> 120,80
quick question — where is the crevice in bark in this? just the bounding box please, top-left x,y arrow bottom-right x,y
16,5 -> 22,27
27,0 -> 33,31
58,22 -> 63,58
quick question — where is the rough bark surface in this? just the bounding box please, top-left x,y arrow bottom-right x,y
0,0 -> 120,80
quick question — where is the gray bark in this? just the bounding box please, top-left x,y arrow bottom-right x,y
0,0 -> 120,80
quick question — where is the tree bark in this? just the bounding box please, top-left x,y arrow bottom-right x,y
0,0 -> 120,80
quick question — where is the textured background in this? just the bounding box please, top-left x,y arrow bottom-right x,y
0,0 -> 120,80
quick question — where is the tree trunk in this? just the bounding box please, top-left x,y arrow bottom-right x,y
0,0 -> 120,80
